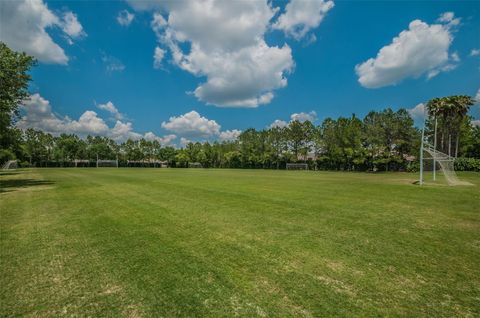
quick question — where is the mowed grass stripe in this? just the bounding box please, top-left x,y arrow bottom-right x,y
1,169 -> 479,317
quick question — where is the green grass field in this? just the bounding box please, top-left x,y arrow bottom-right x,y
1,169 -> 479,317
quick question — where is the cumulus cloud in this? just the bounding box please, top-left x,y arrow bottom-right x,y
269,119 -> 288,129
17,96 -> 241,145
180,137 -> 192,147
17,94 -> 109,135
355,13 -> 459,88
144,132 -> 177,145
16,94 -> 173,143
273,0 -> 334,40
160,110 -> 242,142
0,0 -> 85,64
475,88 -> 480,103
97,101 -> 124,120
472,120 -> 480,127
407,103 -> 425,121
219,129 -> 241,141
117,10 -> 134,26
129,0 -> 295,107
161,110 -> 221,137
62,11 -> 86,40
269,110 -> 317,128
290,111 -> 317,122
470,49 -> 480,57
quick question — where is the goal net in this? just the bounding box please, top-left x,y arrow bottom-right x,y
97,159 -> 118,168
74,159 -> 90,167
421,142 -> 471,186
2,160 -> 18,170
286,163 -> 308,170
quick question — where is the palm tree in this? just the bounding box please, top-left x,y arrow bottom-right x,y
426,95 -> 474,156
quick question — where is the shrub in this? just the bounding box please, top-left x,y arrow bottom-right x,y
454,158 -> 480,172
0,149 -> 16,165
406,161 -> 420,172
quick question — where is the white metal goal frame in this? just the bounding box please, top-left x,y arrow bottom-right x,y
96,159 -> 118,168
419,111 -> 470,186
2,160 -> 18,170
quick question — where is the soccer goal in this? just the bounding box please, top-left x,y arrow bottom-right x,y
286,163 -> 308,170
2,160 -> 18,170
419,118 -> 470,186
74,159 -> 90,167
96,159 -> 118,168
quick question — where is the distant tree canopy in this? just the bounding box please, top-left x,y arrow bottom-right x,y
9,108 -> 480,170
1,43 -> 479,170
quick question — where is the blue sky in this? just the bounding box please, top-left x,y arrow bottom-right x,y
1,0 -> 479,145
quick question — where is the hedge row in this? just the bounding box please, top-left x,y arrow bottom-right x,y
454,158 -> 480,172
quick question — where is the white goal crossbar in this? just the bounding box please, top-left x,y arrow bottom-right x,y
96,159 -> 118,168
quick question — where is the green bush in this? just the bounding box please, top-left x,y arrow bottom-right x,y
454,158 -> 480,172
406,161 -> 420,172
19,161 -> 31,168
0,149 -> 16,165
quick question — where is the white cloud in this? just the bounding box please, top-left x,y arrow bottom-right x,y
110,121 -> 142,142
153,47 -> 165,69
437,11 -> 460,26
180,137 -> 192,147
117,10 -> 134,26
472,120 -> 480,127
407,103 -> 425,121
62,11 -> 86,39
219,129 -> 241,141
290,111 -> 317,122
269,110 -> 317,128
475,88 -> 480,103
0,0 -> 86,64
97,101 -> 124,120
269,119 -> 288,129
144,132 -> 177,145
17,94 -> 109,135
161,110 -> 221,137
273,0 -> 334,40
451,51 -> 460,62
160,110 -> 242,143
130,0 -> 294,107
18,95 -> 242,145
0,0 -> 65,64
16,94 -> 172,143
101,53 -> 125,72
470,49 -> 480,57
355,13 -> 459,88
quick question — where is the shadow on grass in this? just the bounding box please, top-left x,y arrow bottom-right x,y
0,179 -> 55,194
0,171 -> 20,177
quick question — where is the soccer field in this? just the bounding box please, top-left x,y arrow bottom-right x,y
1,169 -> 479,317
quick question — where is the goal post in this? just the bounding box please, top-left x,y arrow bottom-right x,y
2,160 -> 18,170
96,159 -> 118,168
286,163 -> 308,170
419,111 -> 471,186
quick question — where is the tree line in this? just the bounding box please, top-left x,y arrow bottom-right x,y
1,42 -> 479,171
4,107 -> 480,171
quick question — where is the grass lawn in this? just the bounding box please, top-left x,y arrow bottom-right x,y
1,168 -> 479,317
